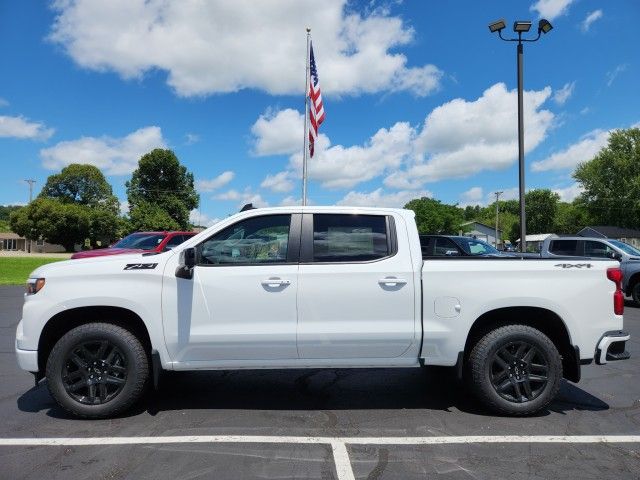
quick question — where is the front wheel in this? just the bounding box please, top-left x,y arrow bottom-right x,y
46,323 -> 149,418
468,324 -> 562,416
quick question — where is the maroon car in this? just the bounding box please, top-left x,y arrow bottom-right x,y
70,231 -> 197,259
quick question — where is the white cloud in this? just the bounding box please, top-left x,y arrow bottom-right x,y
196,171 -> 235,192
184,133 -> 200,145
49,0 -> 442,98
606,64 -> 628,87
0,115 -> 54,140
189,209 -> 221,227
253,83 -> 555,193
40,126 -> 166,175
531,129 -> 609,172
279,196 -> 302,206
119,200 -> 129,215
530,0 -> 575,20
553,82 -> 575,105
337,188 -> 431,208
385,83 -> 554,188
261,171 -> 295,193
214,188 -> 269,208
460,187 -> 484,204
581,10 -> 603,32
251,109 -> 308,156
553,183 -> 583,202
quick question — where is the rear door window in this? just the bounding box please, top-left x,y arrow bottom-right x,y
433,237 -> 462,256
549,240 -> 579,255
312,214 -> 389,262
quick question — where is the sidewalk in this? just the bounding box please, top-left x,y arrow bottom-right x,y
0,251 -> 72,259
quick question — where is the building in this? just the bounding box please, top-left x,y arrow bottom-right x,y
459,221 -> 503,247
515,233 -> 558,253
577,226 -> 640,248
0,231 -> 66,253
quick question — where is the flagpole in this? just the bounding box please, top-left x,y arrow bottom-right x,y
302,28 -> 311,206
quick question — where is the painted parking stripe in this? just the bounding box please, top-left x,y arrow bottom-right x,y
2,435 -> 639,480
1,434 -> 640,446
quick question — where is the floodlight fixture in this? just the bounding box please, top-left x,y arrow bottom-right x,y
488,19 -> 506,33
513,21 -> 532,33
538,19 -> 553,34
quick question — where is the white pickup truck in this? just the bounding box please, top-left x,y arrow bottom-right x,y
15,206 -> 630,418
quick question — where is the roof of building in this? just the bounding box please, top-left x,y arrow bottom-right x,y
0,232 -> 24,240
461,220 -> 503,235
578,226 -> 640,239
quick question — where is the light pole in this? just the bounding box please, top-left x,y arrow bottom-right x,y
24,179 -> 36,253
494,191 -> 503,249
488,18 -> 553,252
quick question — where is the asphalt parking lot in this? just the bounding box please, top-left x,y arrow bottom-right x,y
1,285 -> 639,479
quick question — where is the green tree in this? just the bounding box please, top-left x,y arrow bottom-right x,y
553,201 -> 591,234
126,149 -> 199,230
39,164 -> 119,213
10,198 -> 90,252
525,189 -> 560,234
404,197 -> 464,234
574,128 -> 640,228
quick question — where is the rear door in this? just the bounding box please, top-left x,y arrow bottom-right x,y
297,213 -> 417,359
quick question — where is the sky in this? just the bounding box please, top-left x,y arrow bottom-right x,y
0,0 -> 638,226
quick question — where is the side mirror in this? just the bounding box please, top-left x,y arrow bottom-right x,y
183,247 -> 196,268
176,247 -> 196,279
610,251 -> 623,262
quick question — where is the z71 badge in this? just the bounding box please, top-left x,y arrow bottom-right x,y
554,263 -> 593,269
123,263 -> 158,270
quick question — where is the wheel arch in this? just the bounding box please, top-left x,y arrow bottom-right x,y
463,306 -> 579,382
625,271 -> 640,296
37,306 -> 152,373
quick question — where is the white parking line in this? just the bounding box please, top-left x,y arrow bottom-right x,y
2,435 -> 639,480
1,434 -> 639,446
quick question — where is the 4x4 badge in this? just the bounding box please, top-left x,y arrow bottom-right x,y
554,263 -> 593,269
123,263 -> 158,270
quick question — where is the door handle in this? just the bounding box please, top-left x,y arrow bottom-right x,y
378,277 -> 407,286
261,278 -> 291,287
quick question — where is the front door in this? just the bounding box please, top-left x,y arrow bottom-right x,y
297,213 -> 417,359
162,213 -> 301,363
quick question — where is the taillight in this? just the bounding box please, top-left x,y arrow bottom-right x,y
607,267 -> 624,315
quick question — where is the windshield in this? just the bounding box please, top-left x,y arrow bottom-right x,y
609,240 -> 640,256
455,237 -> 500,256
113,233 -> 166,250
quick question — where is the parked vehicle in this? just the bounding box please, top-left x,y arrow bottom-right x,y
16,207 -> 629,418
70,231 -> 197,259
540,236 -> 640,304
420,235 -> 515,257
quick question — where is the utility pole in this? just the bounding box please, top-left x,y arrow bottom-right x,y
494,191 -> 503,249
24,179 -> 36,253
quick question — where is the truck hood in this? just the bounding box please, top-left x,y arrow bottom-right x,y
28,251 -> 168,279
70,248 -> 148,259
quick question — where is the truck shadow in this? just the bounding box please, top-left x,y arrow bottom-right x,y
17,367 -> 608,419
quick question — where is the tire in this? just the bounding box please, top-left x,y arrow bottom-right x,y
631,282 -> 640,306
468,324 -> 562,416
46,323 -> 149,419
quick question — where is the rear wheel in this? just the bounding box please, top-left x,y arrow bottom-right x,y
468,324 -> 562,416
46,323 -> 149,418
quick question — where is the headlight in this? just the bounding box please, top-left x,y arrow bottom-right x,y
26,278 -> 46,295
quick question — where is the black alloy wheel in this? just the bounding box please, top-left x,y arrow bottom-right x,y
62,340 -> 128,405
489,340 -> 549,403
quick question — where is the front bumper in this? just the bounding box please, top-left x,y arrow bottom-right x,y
595,330 -> 631,365
15,341 -> 38,372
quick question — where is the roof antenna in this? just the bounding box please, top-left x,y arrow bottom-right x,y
240,203 -> 255,212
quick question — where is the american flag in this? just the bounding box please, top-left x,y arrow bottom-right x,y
308,41 -> 325,157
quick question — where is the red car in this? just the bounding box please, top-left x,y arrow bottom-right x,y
70,231 -> 197,259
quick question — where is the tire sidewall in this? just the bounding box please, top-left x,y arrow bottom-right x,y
475,327 -> 562,415
46,325 -> 146,418
632,282 -> 640,305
